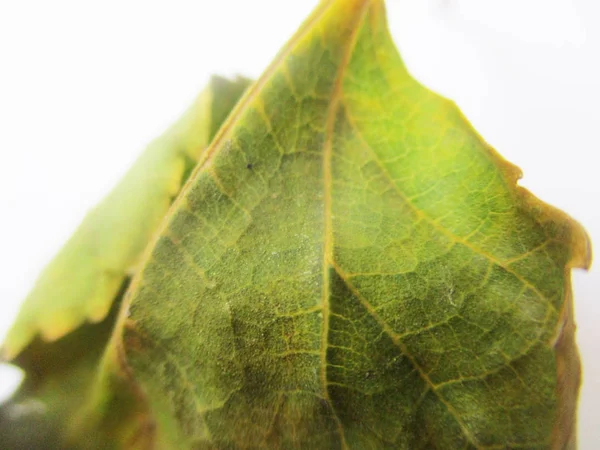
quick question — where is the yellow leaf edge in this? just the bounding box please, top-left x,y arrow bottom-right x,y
453,108 -> 591,449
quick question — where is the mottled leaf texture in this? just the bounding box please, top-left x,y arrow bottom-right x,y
0,77 -> 250,449
2,76 -> 251,360
104,1 -> 591,449
1,0 -> 591,449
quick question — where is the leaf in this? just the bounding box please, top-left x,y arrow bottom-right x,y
0,291 -> 126,450
109,0 -> 591,448
0,76 -> 251,450
2,75 -> 252,360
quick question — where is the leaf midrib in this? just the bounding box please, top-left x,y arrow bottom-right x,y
319,1 -> 373,449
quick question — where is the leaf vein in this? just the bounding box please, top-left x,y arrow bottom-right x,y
342,107 -> 558,315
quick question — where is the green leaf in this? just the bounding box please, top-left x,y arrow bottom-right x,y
0,76 -> 251,450
110,0 -> 591,448
2,76 -> 251,360
0,290 -> 126,450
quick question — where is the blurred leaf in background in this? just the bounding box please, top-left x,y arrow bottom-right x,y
0,76 -> 251,449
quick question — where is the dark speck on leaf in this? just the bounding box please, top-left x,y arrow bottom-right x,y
246,163 -> 253,170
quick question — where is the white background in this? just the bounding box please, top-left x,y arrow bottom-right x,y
0,0 -> 598,446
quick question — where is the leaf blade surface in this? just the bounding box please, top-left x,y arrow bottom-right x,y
108,1 -> 591,448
